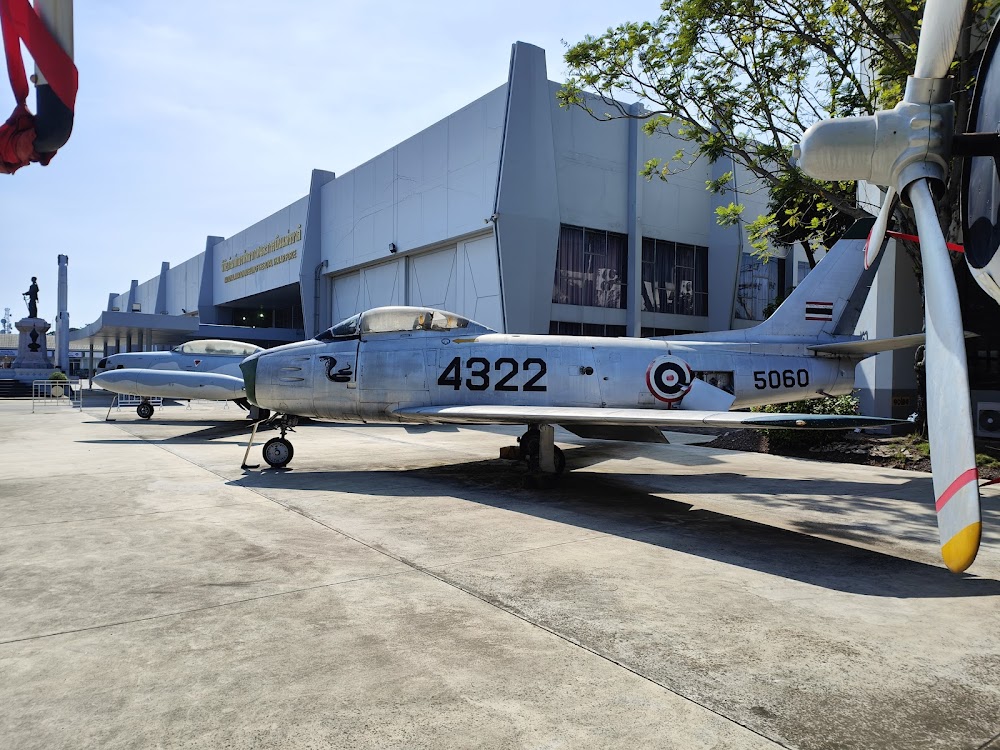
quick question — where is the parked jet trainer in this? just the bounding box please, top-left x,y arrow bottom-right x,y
240,222 -> 986,572
93,339 -> 266,420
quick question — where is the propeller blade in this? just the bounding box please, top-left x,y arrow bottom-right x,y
909,180 -> 981,573
912,0 -> 968,80
864,187 -> 895,269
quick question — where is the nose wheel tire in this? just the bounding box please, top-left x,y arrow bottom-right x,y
137,402 -> 154,420
262,437 -> 294,468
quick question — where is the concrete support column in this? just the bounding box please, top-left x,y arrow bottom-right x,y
300,169 -> 337,338
88,344 -> 94,389
855,239 -> 918,423
493,42 -> 561,334
707,156 -> 743,331
626,103 -> 642,337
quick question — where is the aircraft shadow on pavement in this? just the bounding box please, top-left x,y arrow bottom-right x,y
230,454 -> 1000,599
79,420 -> 274,442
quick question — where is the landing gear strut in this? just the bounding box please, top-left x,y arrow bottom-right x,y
517,424 -> 565,474
242,414 -> 298,469
137,399 -> 154,420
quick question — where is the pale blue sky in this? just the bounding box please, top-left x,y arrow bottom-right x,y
0,0 -> 661,329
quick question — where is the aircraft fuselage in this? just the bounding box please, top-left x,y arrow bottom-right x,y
246,330 -> 856,423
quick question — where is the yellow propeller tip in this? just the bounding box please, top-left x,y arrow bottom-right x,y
941,522 -> 982,573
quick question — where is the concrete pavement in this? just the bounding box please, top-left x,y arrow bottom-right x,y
1,396 -> 999,749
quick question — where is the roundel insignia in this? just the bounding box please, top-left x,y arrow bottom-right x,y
646,355 -> 693,404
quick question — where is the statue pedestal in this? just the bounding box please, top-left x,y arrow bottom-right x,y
12,318 -> 53,377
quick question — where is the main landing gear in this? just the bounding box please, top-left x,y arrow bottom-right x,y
516,424 -> 565,475
242,414 -> 298,469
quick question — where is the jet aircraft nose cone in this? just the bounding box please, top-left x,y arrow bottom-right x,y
240,353 -> 260,405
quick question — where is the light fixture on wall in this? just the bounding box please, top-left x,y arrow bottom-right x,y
388,242 -> 397,254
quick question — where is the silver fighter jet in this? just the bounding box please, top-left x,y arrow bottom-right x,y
242,222 -> 909,478
94,339 -> 265,420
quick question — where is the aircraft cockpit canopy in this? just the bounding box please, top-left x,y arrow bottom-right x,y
171,340 -> 264,357
316,313 -> 361,341
316,306 -> 495,341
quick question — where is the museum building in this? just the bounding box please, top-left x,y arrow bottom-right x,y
71,42 -> 937,423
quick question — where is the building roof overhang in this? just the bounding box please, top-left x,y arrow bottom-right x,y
69,312 -> 304,350
70,312 -> 200,349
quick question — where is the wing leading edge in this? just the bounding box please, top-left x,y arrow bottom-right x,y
391,404 -> 904,430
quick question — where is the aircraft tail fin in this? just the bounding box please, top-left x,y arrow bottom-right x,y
748,218 -> 878,339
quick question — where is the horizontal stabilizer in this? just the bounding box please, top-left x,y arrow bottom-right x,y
809,331 -> 975,356
391,404 -> 905,431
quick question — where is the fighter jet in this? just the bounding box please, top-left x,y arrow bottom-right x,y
240,221 -> 914,478
93,339 -> 267,420
242,224 -> 1000,570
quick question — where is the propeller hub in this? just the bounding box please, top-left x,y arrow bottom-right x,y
795,77 -> 954,203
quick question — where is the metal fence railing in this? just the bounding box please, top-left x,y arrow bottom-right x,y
113,394 -> 163,409
32,379 -> 82,412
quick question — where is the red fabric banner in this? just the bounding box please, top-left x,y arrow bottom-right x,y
0,0 -> 78,174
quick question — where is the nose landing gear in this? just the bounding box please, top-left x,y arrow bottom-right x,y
241,414 -> 298,470
263,436 -> 294,468
137,399 -> 154,420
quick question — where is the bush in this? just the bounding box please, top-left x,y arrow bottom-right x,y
48,370 -> 68,382
753,393 -> 860,451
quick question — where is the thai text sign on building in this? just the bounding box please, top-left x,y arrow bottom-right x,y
222,226 -> 302,283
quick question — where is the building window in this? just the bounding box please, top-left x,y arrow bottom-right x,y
734,254 -> 783,321
549,321 -> 626,337
641,238 -> 709,316
640,327 -> 696,337
797,260 -> 811,286
226,306 -> 304,329
552,225 -> 628,309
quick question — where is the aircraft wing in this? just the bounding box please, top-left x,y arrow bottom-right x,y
391,405 -> 904,430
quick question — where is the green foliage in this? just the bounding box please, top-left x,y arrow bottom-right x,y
48,370 -> 68,382
762,171 -> 856,263
560,1 -> 1000,259
753,392 -> 860,450
714,202 -> 745,226
756,392 -> 859,417
761,285 -> 791,319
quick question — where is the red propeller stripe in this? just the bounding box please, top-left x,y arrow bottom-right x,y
935,468 -> 979,512
885,230 -> 964,253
